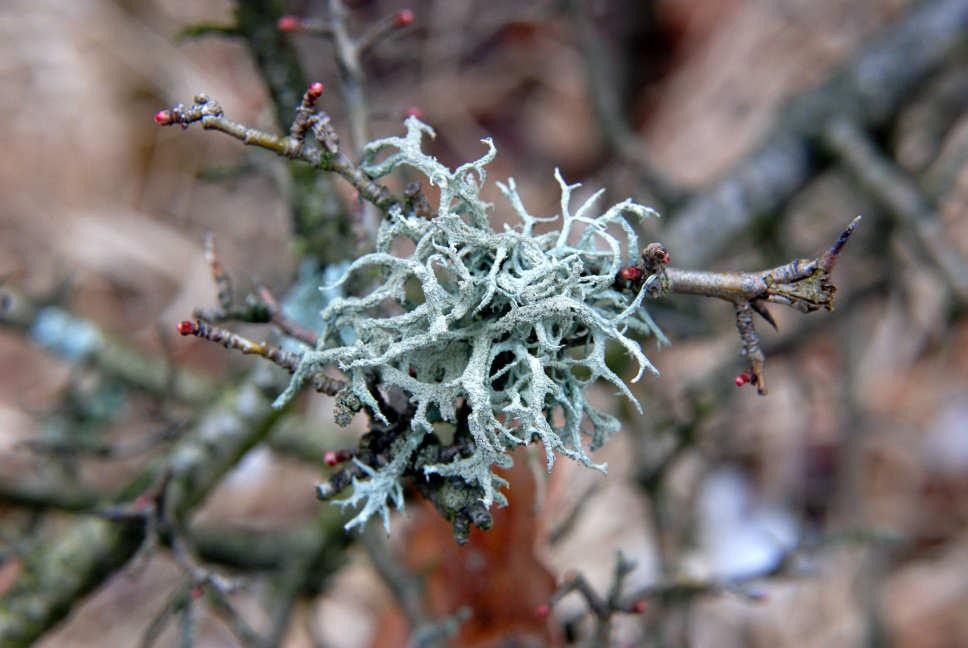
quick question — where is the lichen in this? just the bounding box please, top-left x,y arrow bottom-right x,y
277,117 -> 666,531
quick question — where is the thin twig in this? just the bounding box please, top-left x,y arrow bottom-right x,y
156,92 -> 395,212
257,285 -> 318,347
541,551 -> 646,646
625,217 -> 861,393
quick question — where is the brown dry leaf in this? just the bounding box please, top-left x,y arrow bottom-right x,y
369,448 -> 561,648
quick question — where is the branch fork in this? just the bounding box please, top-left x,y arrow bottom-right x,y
626,217 -> 861,394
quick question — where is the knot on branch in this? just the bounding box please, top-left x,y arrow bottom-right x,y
764,265 -> 836,313
762,216 -> 861,313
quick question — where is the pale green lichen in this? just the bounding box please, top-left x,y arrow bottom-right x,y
277,117 -> 666,531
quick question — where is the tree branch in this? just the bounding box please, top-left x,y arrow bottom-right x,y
822,118 -> 968,303
156,91 -> 395,212
627,217 -> 862,394
0,376 -> 288,647
663,0 -> 968,268
0,289 -> 215,405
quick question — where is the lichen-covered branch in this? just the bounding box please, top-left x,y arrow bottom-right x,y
267,116 -> 667,536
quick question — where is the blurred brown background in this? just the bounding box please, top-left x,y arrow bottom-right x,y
1,0 -> 967,646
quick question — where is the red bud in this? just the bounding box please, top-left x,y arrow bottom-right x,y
177,321 -> 197,336
632,600 -> 647,613
535,603 -> 550,618
191,585 -> 204,600
734,372 -> 751,387
154,110 -> 173,126
618,266 -> 643,282
324,451 -> 340,466
394,9 -> 415,27
277,15 -> 302,32
307,82 -> 325,99
405,106 -> 424,120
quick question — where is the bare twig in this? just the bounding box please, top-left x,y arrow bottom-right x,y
176,319 -> 346,396
176,319 -> 299,370
277,3 -> 414,240
540,551 -> 646,646
257,285 -> 318,346
626,217 -> 861,393
156,91 -> 395,211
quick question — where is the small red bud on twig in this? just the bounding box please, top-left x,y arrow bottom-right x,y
394,9 -> 415,27
618,266 -> 643,282
307,82 -> 325,99
631,600 -> 647,613
134,494 -> 150,510
277,15 -> 302,33
154,110 -> 173,126
177,320 -> 198,336
734,372 -> 752,387
324,449 -> 353,467
404,106 -> 424,120
535,603 -> 551,618
191,585 -> 204,600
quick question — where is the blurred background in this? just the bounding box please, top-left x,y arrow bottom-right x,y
1,0 -> 967,646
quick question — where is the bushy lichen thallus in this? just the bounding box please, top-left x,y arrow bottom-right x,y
158,84 -> 858,542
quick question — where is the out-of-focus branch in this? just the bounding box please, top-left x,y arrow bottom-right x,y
277,3 -> 413,239
260,512 -> 351,648
822,118 -> 968,303
327,0 -> 369,154
663,0 -> 968,268
361,524 -> 430,630
0,289 -> 215,405
538,551 -> 646,647
0,374 -> 288,647
0,288 -> 338,466
256,285 -> 318,347
0,478 -> 103,512
567,0 -> 682,209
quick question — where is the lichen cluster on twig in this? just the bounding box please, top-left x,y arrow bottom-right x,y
278,116 -> 666,533
157,79 -> 861,537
